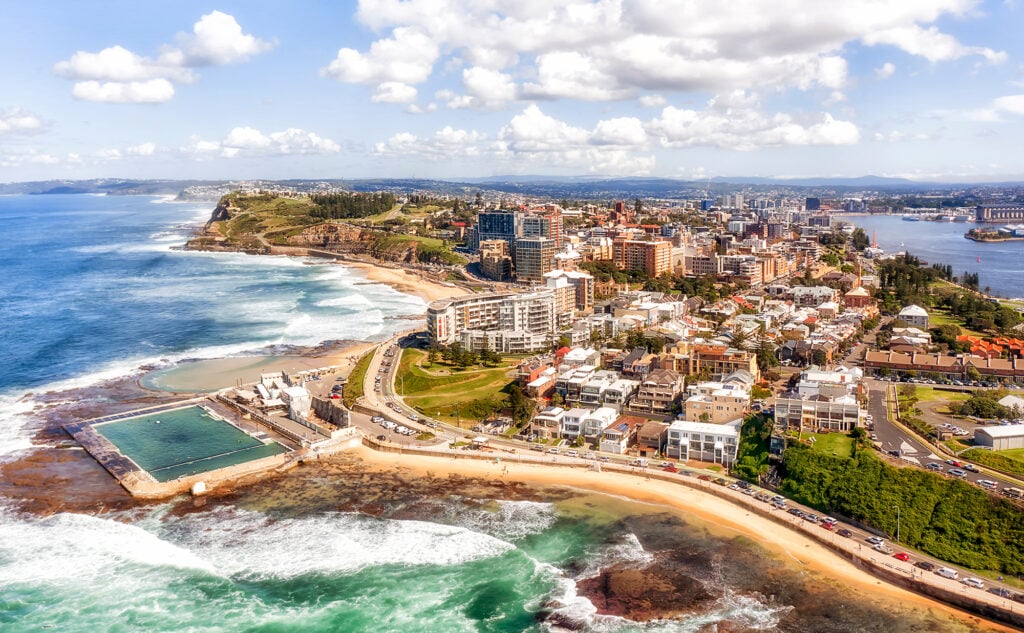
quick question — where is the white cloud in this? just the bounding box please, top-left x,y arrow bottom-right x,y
648,92 -> 859,150
639,95 -> 667,108
54,11 -> 271,103
0,149 -> 61,168
321,27 -> 438,85
591,117 -> 647,146
374,126 -> 485,159
329,0 -> 1000,108
960,93 -> 1024,121
0,108 -> 44,135
875,62 -> 896,79
127,142 -> 157,156
174,10 -> 274,66
185,126 -> 341,159
372,82 -> 418,103
863,25 -> 1004,64
71,79 -> 176,104
405,102 -> 438,114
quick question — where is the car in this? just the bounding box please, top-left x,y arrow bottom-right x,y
873,542 -> 893,553
989,587 -> 1014,598
945,459 -> 960,467
963,463 -> 979,473
376,434 -> 387,441
914,561 -> 936,571
820,521 -> 834,530
962,577 -> 985,589
662,464 -> 679,473
659,461 -> 672,468
948,468 -> 967,478
330,393 -> 341,399
803,513 -> 819,522
547,447 -> 560,454
887,450 -> 900,457
728,483 -> 742,491
371,416 -> 384,424
598,456 -> 610,462
894,552 -> 911,562
925,462 -> 942,471
565,450 -> 579,458
584,452 -> 596,460
713,477 -> 728,486
529,444 -> 544,452
866,536 -> 884,546
837,528 -> 854,538
698,474 -> 713,481
870,434 -> 878,441
788,508 -> 804,517
977,479 -> 998,490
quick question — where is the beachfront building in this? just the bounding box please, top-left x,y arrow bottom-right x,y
581,407 -> 619,443
426,289 -> 574,352
530,406 -> 565,440
773,392 -> 863,433
630,369 -> 684,415
559,407 -> 591,440
600,418 -> 640,454
683,381 -> 750,425
665,419 -> 741,466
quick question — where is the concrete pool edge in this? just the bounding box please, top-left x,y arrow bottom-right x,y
63,397 -> 362,499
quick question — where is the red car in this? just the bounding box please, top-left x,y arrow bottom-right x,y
894,552 -> 911,562
662,464 -> 679,473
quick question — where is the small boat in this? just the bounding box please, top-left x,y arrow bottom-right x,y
902,215 -> 921,221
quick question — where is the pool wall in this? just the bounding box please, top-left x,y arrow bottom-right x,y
65,397 -> 362,498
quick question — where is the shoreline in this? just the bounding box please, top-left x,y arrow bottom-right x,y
340,259 -> 468,303
347,445 -> 1016,631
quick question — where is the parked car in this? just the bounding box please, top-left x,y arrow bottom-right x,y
914,561 -> 936,571
963,463 -> 979,473
935,567 -> 959,580
962,577 -> 985,589
866,536 -> 884,546
662,464 -> 679,473
837,528 -> 854,538
948,468 -> 967,478
565,450 -> 579,458
894,552 -> 911,562
547,447 -> 559,454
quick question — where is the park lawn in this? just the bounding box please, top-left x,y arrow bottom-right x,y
997,447 -> 1024,465
343,348 -> 376,408
911,386 -> 971,403
927,309 -> 987,337
806,432 -> 855,458
396,348 -> 516,423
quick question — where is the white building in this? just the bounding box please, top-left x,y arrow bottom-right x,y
581,407 -> 619,442
560,407 -> 592,440
683,381 -> 750,425
774,393 -> 863,433
599,420 -> 635,454
665,419 -> 741,466
530,406 -> 565,440
897,304 -> 930,329
974,425 -> 1024,451
282,385 -> 312,422
426,288 -> 574,352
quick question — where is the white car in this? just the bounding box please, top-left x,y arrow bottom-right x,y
962,577 -> 985,589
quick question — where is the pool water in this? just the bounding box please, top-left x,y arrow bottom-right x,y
95,406 -> 287,482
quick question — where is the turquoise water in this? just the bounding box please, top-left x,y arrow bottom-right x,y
94,406 -> 287,482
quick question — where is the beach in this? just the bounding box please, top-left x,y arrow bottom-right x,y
341,259 -> 469,303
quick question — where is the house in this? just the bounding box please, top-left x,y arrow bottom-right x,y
560,407 -> 592,439
581,407 -> 619,443
530,406 -> 565,440
774,392 -> 863,433
635,420 -> 668,455
600,417 -> 641,454
631,369 -> 684,414
897,304 -> 929,329
683,381 -> 750,424
665,419 -> 741,466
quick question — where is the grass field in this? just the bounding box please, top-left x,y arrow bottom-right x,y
805,432 -> 855,458
910,386 -> 971,403
927,309 -> 987,337
396,348 -> 516,425
343,349 -> 375,408
997,447 -> 1024,464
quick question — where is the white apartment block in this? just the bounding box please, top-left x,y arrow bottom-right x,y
665,420 -> 741,466
426,289 -> 574,352
774,393 -> 863,433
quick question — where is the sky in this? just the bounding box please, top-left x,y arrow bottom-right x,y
3,0 -> 1024,182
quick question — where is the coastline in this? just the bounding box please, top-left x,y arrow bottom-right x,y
345,445 -> 1013,631
340,259 -> 468,303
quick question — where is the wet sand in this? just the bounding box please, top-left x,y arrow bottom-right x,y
341,260 -> 468,303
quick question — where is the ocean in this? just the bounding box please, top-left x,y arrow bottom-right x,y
0,196 -> 1004,632
837,214 -> 1023,299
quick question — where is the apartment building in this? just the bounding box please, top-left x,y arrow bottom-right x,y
630,369 -> 684,414
479,239 -> 513,282
613,239 -> 673,277
683,381 -> 750,425
516,236 -> 557,283
774,393 -> 863,433
544,269 -> 595,313
531,406 -> 565,440
426,289 -> 573,352
665,420 -> 741,466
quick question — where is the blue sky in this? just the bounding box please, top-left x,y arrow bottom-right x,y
2,0 -> 1024,182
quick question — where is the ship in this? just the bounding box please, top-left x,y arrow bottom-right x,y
953,214 -> 970,222
902,215 -> 921,221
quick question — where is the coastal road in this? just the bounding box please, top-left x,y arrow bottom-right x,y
866,378 -> 1022,491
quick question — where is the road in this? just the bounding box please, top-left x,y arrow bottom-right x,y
866,377 -> 1022,491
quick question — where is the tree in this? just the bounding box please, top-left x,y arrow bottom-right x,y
851,228 -> 870,251
505,384 -> 535,425
811,348 -> 829,367
551,392 -> 564,407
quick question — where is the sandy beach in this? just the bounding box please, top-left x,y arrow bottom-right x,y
341,260 -> 468,303
347,444 -> 1015,632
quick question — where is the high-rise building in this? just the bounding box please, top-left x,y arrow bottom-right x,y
522,208 -> 563,248
479,240 -> 513,282
613,239 -> 672,277
805,197 -> 821,211
515,236 -> 556,283
426,289 -> 574,352
476,211 -> 521,251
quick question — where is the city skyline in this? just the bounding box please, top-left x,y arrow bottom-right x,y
3,1 -> 1024,182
